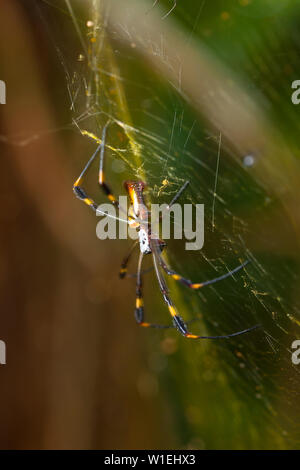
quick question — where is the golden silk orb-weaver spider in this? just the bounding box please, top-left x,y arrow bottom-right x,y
73,123 -> 259,340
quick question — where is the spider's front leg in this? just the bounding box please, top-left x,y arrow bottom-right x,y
73,122 -> 119,211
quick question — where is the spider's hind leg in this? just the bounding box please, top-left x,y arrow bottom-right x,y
119,241 -> 138,279
158,255 -> 250,290
151,244 -> 259,340
134,252 -> 173,330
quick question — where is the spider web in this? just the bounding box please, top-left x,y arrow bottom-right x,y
13,0 -> 300,449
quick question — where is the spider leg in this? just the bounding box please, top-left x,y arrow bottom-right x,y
134,252 -> 174,330
158,255 -> 250,289
151,240 -> 260,339
156,180 -> 249,290
167,180 -> 190,209
123,267 -> 154,279
73,122 -> 119,210
119,241 -> 138,279
97,122 -> 119,206
151,180 -> 190,230
120,242 -> 157,278
73,147 -> 102,212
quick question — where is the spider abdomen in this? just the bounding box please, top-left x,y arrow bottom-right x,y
139,228 -> 152,254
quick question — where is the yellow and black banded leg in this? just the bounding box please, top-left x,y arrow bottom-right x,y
119,241 -> 138,279
158,255 -> 250,290
151,249 -> 192,337
98,122 -> 119,207
120,242 -> 154,279
73,122 -> 120,211
73,142 -> 103,211
151,248 -> 259,339
135,252 -> 174,330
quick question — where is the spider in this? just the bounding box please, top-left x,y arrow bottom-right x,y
73,123 -> 259,340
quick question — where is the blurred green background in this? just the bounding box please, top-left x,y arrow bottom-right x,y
0,0 -> 300,449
